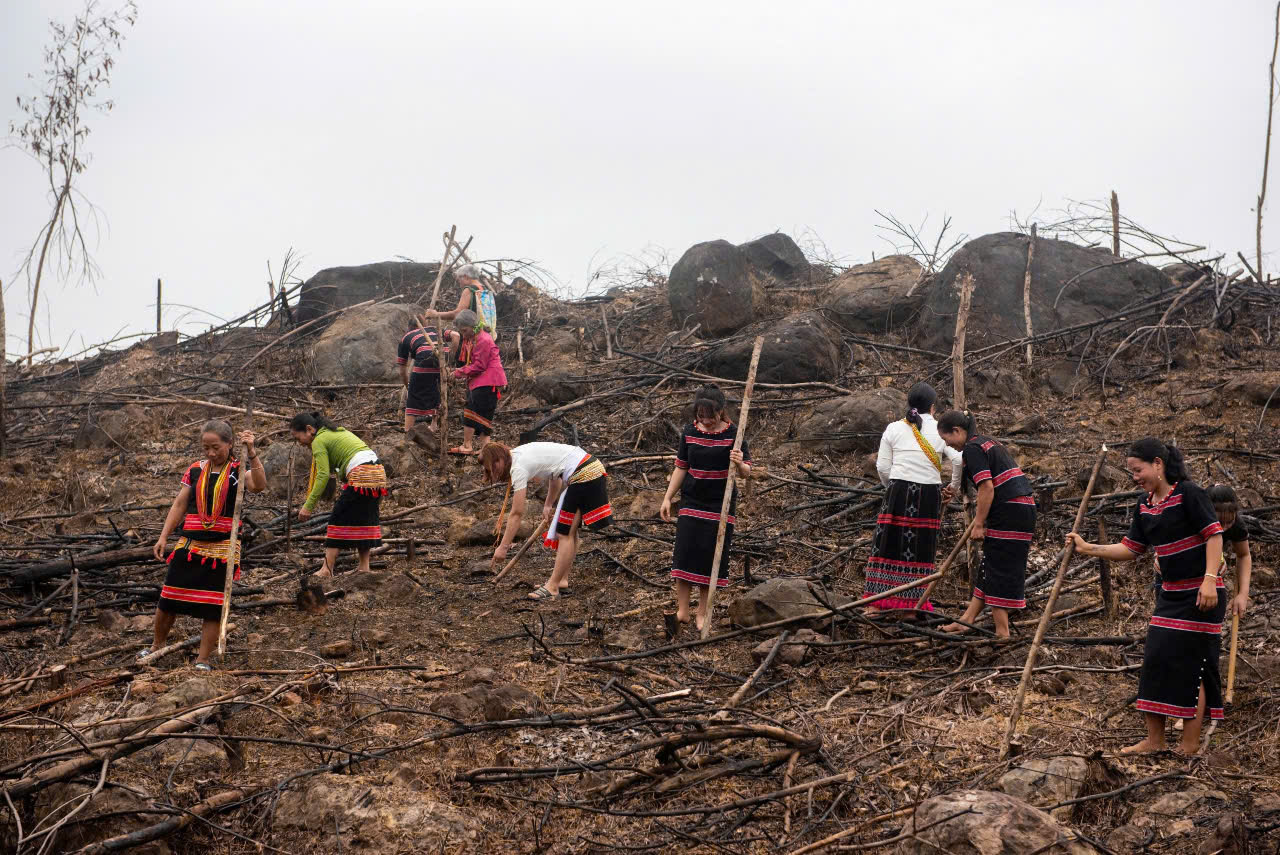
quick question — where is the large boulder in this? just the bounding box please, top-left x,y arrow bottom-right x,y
258,441 -> 312,500
728,577 -> 829,628
789,388 -> 907,453
737,233 -> 811,280
896,790 -> 1098,855
667,240 -> 762,337
997,756 -> 1089,821
310,302 -> 419,384
917,233 -> 1172,349
700,312 -> 841,384
294,261 -> 447,323
824,255 -> 926,333
73,405 -> 147,450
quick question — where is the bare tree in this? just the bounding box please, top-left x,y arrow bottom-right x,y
10,0 -> 137,365
1259,1 -> 1280,281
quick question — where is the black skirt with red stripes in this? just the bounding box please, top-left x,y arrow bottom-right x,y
463,385 -> 500,436
671,502 -> 734,588
324,481 -> 383,550
405,370 -> 440,418
1138,577 -> 1227,720
862,479 -> 941,611
973,496 -> 1035,610
158,544 -> 232,620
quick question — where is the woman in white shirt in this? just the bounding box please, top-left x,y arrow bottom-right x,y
479,441 -> 613,600
861,382 -> 963,612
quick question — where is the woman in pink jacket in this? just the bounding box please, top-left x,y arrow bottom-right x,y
450,308 -> 508,455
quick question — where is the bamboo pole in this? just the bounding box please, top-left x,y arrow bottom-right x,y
1225,612 -> 1240,703
600,303 -> 613,360
951,273 -> 974,409
1000,444 -> 1107,758
217,388 -> 254,657
285,447 -> 294,555
702,336 -> 764,639
913,513 -> 980,609
1022,224 -> 1036,368
1110,190 -> 1121,257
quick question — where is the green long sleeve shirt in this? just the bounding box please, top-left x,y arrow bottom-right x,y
303,428 -> 371,511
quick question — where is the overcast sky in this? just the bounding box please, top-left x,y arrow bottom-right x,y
1,0 -> 1275,357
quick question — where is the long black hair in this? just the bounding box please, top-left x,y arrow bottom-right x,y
905,382 -> 937,428
1127,437 -> 1187,483
289,411 -> 341,434
692,384 -> 728,424
937,409 -> 977,437
1207,484 -> 1239,512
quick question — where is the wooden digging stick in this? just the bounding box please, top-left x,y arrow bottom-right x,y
913,513 -> 981,609
493,484 -> 567,582
701,336 -> 764,639
1225,612 -> 1240,703
1000,444 -> 1107,758
217,388 -> 255,657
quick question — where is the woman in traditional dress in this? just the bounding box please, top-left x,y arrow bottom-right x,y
862,382 -> 962,612
449,309 -> 507,456
146,420 -> 267,669
935,410 -> 1035,637
291,412 -> 386,577
479,441 -> 612,601
422,263 -> 498,339
397,323 -> 444,432
1207,485 -> 1253,621
659,385 -> 751,632
1067,438 -> 1224,754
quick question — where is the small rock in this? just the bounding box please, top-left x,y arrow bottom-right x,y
1200,812 -> 1247,855
429,689 -> 486,723
1254,793 -> 1280,813
280,692 -> 304,707
305,726 -> 333,743
97,609 -> 129,632
346,570 -> 389,591
381,575 -> 419,601
856,680 -> 880,692
130,680 -> 163,698
365,629 -> 391,645
897,789 -> 1098,854
603,630 -> 645,653
1105,824 -> 1148,854
459,666 -> 499,686
246,632 -> 266,645
127,614 -> 152,632
482,684 -> 541,721
389,762 -> 428,791
750,629 -> 830,667
997,756 -> 1088,821
1007,414 -> 1045,435
321,640 -> 354,658
729,577 -> 830,628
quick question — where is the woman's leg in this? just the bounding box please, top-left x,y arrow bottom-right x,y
404,412 -> 415,432
459,425 -> 476,452
356,547 -> 372,574
941,596 -> 983,633
316,547 -> 339,578
991,606 -> 1011,638
544,513 -> 581,593
695,585 -> 712,631
675,580 -> 692,623
151,608 -> 177,651
1179,684 -> 1208,754
1121,712 -> 1168,753
196,618 -> 219,664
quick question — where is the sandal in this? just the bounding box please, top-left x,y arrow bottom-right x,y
448,446 -> 475,456
527,585 -> 558,601
193,662 -> 213,672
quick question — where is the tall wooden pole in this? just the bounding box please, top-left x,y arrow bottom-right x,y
951,273 -> 974,410
284,447 -> 295,555
1226,613 -> 1241,703
217,387 -> 254,657
427,226 -> 458,312
1022,224 -> 1036,369
701,336 -> 764,639
1259,2 -> 1280,282
156,278 -> 162,333
1000,445 -> 1107,758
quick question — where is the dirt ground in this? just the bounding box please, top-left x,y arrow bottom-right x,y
1,275 -> 1278,854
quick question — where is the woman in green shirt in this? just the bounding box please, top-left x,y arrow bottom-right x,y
291,412 -> 386,577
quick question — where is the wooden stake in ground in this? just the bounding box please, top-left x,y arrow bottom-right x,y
217,388 -> 254,657
1226,612 -> 1241,703
427,225 -> 457,312
913,513 -> 980,609
600,303 -> 613,360
701,336 -> 764,639
1110,190 -> 1121,257
951,273 -> 974,409
1000,444 -> 1107,758
1022,224 -> 1036,369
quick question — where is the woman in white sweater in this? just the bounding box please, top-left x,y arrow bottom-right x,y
861,382 -> 963,612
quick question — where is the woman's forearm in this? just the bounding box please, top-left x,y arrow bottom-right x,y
1204,535 -> 1223,578
1237,553 -> 1252,597
1075,541 -> 1138,562
664,468 -> 685,499
974,483 -> 994,525
502,510 -> 523,547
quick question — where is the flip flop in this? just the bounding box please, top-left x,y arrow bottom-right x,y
527,585 -> 558,601
193,662 -> 213,672
448,447 -> 475,456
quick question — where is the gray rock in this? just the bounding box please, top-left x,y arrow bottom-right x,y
1104,824 -> 1148,854
750,628 -> 830,667
917,232 -> 1172,350
667,240 -> 761,337
294,261 -> 448,324
310,302 -> 420,384
1041,359 -> 1090,397
603,630 -> 646,653
789,388 -> 907,453
73,406 -> 146,450
96,609 -> 130,633
258,441 -> 311,500
529,371 -> 584,405
482,684 -> 541,721
895,790 -> 1098,854
997,756 -> 1088,821
428,688 -> 487,723
737,232 -> 811,280
824,255 -> 925,333
1221,375 -> 1280,407
967,366 -> 1030,403
728,578 -> 829,628
701,311 -> 841,384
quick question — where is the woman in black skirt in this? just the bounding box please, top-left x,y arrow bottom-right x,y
936,410 -> 1035,638
1068,438 -> 1224,755
660,385 -> 752,632
146,420 -> 267,668
397,324 -> 443,432
863,382 -> 963,612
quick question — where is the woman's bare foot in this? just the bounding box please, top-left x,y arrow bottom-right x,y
1119,738 -> 1167,755
314,565 -> 333,580
940,622 -> 972,633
